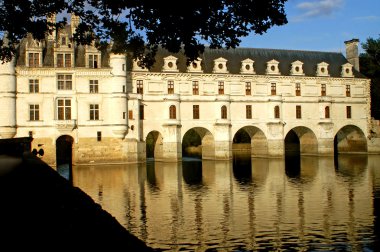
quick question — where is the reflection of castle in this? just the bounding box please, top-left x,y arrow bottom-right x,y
0,15 -> 377,166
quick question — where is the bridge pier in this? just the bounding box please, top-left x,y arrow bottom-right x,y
318,138 -> 334,156
161,124 -> 182,162
267,139 -> 285,157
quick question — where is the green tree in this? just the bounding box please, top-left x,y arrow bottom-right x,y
0,0 -> 288,66
360,35 -> 380,119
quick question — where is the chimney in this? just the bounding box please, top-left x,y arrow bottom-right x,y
70,13 -> 80,35
46,13 -> 57,41
344,38 -> 360,72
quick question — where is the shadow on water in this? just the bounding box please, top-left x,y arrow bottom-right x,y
232,154 -> 252,185
334,154 -> 368,181
146,159 -> 159,191
182,158 -> 203,187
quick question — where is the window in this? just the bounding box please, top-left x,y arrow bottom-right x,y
321,84 -> 326,96
123,112 -> 126,119
246,105 -> 252,119
57,99 -> 71,120
90,104 -> 99,120
61,36 -> 67,46
271,83 -> 276,95
123,85 -> 126,93
346,85 -> 351,97
169,105 -> 176,119
325,106 -> 330,119
218,81 -> 224,95
245,82 -> 251,95
57,74 -> 72,90
89,80 -> 98,93
346,106 -> 351,119
28,53 -> 39,67
274,106 -> 280,119
139,105 -> 144,120
29,79 -> 39,93
128,110 -> 133,119
29,104 -> 40,121
56,53 -> 72,67
88,54 -> 99,68
221,105 -> 227,119
192,81 -> 199,95
296,105 -> 302,119
97,131 -> 101,141
295,83 -> 301,96
137,80 -> 143,94
168,81 -> 174,94
193,105 -> 199,119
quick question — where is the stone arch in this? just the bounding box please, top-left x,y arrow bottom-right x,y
146,131 -> 164,159
182,127 -> 215,159
232,126 -> 268,157
56,135 -> 74,181
285,126 -> 318,155
334,125 -> 367,154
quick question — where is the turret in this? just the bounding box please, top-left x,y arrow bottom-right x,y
344,39 -> 360,72
0,58 -> 17,138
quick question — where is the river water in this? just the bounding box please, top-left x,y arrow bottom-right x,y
73,155 -> 380,251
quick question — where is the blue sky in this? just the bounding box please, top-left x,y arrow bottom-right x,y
240,0 -> 380,55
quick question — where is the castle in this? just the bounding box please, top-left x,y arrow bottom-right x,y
0,15 -> 378,167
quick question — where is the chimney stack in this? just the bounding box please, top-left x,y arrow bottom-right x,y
344,38 -> 360,72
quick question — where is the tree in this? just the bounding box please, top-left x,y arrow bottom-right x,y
360,35 -> 380,119
0,0 -> 288,67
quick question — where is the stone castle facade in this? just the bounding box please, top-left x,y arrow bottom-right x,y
0,16 -> 378,167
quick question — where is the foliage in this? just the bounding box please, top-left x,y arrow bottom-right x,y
360,35 -> 380,119
0,0 -> 288,67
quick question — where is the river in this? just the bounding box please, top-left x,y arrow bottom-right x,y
73,154 -> 380,251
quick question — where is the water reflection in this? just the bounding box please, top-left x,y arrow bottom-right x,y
73,155 -> 380,251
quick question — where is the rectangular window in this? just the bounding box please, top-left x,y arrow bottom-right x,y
346,106 -> 351,119
245,82 -> 251,95
271,83 -> 276,95
296,105 -> 302,119
346,85 -> 351,97
89,104 -> 99,120
193,105 -> 199,119
136,80 -> 143,94
29,104 -> 40,121
246,105 -> 252,119
139,105 -> 144,120
29,79 -> 39,93
88,54 -> 99,68
128,110 -> 133,119
321,84 -> 326,96
28,53 -> 39,67
123,112 -> 126,119
123,85 -> 126,93
295,83 -> 301,96
168,80 -> 174,94
89,80 -> 99,93
97,131 -> 102,141
57,99 -> 71,120
56,53 -> 72,67
218,81 -> 224,95
192,81 -> 199,95
57,74 -> 72,90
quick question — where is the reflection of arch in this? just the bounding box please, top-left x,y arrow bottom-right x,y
334,125 -> 367,154
285,126 -> 318,155
232,126 -> 268,157
146,131 -> 164,159
169,105 -> 176,119
56,135 -> 74,182
182,127 -> 215,159
182,160 -> 203,186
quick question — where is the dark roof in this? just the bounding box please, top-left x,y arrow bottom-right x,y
146,47 -> 366,78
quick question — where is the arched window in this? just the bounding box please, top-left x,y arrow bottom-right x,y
274,106 -> 280,119
325,106 -> 330,119
169,105 -> 176,119
221,105 -> 227,119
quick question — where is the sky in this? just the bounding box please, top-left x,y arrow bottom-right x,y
239,0 -> 380,56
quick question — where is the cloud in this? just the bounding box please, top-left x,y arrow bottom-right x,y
353,15 -> 380,21
292,0 -> 344,22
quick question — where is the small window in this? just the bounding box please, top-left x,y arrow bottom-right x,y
88,54 -> 99,68
122,64 -> 126,71
295,83 -> 301,96
296,105 -> 302,119
325,106 -> 330,119
29,79 -> 39,93
128,110 -> 133,120
193,105 -> 199,119
57,74 -> 72,90
245,82 -> 251,95
89,80 -> 99,93
192,81 -> 199,95
90,104 -> 99,120
123,112 -> 126,119
139,105 -> 144,120
29,104 -> 40,121
321,84 -> 326,96
123,85 -> 126,93
57,99 -> 71,120
346,85 -> 351,97
97,131 -> 101,141
246,105 -> 252,119
218,81 -> 224,95
271,83 -> 276,95
136,80 -> 143,94
221,105 -> 227,119
168,81 -> 174,94
346,106 -> 351,119
274,106 -> 280,119
169,105 -> 176,119
28,53 -> 39,67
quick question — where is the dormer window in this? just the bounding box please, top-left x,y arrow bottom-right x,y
341,63 -> 354,78
187,58 -> 203,73
88,54 -> 100,68
56,53 -> 72,67
266,59 -> 280,75
213,57 -> 228,73
290,60 -> 304,75
61,36 -> 67,46
240,58 -> 255,74
26,39 -> 43,67
317,62 -> 330,77
28,53 -> 40,67
132,59 -> 148,71
162,55 -> 178,72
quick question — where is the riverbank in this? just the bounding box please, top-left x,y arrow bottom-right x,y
0,152 -> 156,251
